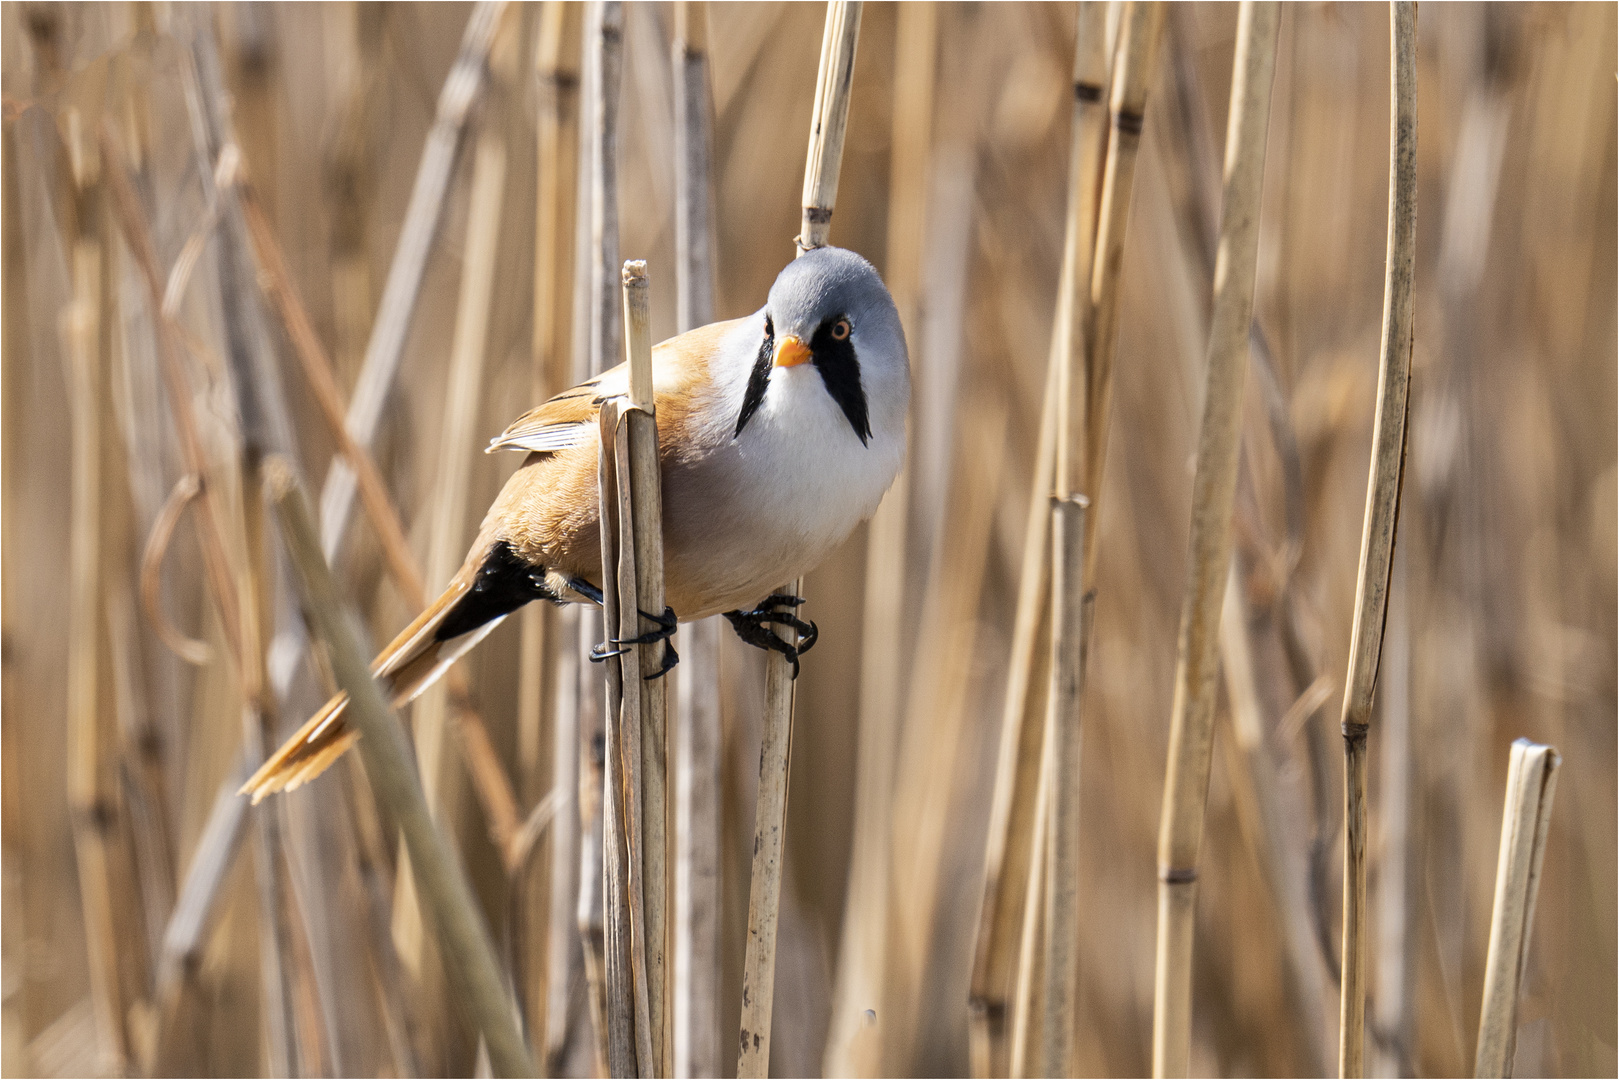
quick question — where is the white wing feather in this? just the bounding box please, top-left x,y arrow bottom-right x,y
485,423 -> 592,454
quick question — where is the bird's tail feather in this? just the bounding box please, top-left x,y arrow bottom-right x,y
240,574 -> 502,803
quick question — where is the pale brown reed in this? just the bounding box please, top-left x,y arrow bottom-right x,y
737,4 -> 862,1078
1338,4 -> 1416,1075
1475,739 -> 1561,1078
264,459 -> 535,1079
671,3 -> 726,1076
1151,4 -> 1280,1075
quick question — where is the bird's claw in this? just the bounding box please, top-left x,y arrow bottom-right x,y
723,597 -> 819,679
589,607 -> 680,680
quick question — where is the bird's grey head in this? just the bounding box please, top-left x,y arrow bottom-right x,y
734,247 -> 909,446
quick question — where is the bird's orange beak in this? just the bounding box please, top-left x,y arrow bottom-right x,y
772,335 -> 813,368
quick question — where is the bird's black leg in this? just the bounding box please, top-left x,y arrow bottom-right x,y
723,596 -> 819,679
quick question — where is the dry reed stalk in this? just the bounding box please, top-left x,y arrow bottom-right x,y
317,0 -> 505,562
263,458 -> 537,1079
1081,0 -> 1164,573
974,9 -> 1112,1072
1474,739 -> 1561,1078
1151,5 -> 1279,1075
1008,753 -> 1049,1080
1036,492 -> 1087,1080
671,5 -> 724,1075
598,395 -> 644,1076
825,3 -> 933,1074
734,582 -> 800,1080
971,338 -> 1059,1080
519,9 -> 581,1059
1035,8 -> 1112,1073
626,260 -> 673,1075
738,6 -> 861,1076
59,119 -> 129,1074
1338,5 -> 1416,1074
150,766 -> 251,1069
628,262 -> 672,1078
795,0 -> 862,256
391,129 -> 508,1015
575,4 -> 626,1070
1038,492 -> 1090,1079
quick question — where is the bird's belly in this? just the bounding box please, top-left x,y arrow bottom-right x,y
660,423 -> 901,620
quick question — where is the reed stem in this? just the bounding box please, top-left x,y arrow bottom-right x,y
739,5 -> 861,1075
526,4 -> 583,1068
1039,494 -> 1089,1077
1339,5 -> 1417,1074
264,459 -> 536,1079
577,4 -> 626,1070
626,261 -> 671,1077
671,6 -> 724,1075
1151,5 -> 1280,1075
1475,740 -> 1561,1078
60,123 -> 129,1073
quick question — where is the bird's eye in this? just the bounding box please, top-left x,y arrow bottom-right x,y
831,318 -> 851,341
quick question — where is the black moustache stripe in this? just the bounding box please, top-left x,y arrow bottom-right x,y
734,318 -> 774,438
732,314 -> 870,446
810,319 -> 870,445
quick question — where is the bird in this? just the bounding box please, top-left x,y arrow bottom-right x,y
243,246 -> 909,801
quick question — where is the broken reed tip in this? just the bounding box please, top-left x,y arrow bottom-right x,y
622,259 -> 648,287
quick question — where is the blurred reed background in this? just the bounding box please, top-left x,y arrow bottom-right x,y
2,2 -> 1614,1077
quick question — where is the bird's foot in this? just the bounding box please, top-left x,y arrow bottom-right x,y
723,596 -> 818,679
589,606 -> 680,680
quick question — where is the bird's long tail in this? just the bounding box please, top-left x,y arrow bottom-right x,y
240,568 -> 503,803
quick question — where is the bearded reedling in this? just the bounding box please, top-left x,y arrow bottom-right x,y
244,246 -> 909,800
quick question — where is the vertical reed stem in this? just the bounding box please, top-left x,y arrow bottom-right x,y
1082,0 -> 1165,574
1339,5 -> 1416,1074
527,3 -> 583,1069
1151,5 -> 1279,1075
672,4 -> 724,1074
61,120 -> 129,1075
578,3 -> 625,1070
975,340 -> 1059,1080
264,461 -> 536,1080
738,5 -> 861,1075
1039,493 -> 1089,1078
977,7 -> 1116,1072
1474,740 -> 1561,1078
598,396 -> 640,1077
626,261 -> 671,1077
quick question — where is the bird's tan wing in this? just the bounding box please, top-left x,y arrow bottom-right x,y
487,317 -> 745,455
485,367 -> 621,454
